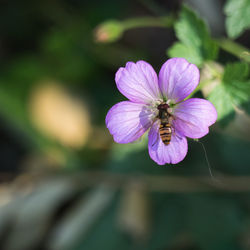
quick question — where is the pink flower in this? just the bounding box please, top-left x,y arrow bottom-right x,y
105,58 -> 217,165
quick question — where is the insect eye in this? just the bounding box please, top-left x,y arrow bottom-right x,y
157,103 -> 169,110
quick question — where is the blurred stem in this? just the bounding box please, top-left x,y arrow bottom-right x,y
123,16 -> 175,30
75,171 -> 250,192
216,38 -> 250,63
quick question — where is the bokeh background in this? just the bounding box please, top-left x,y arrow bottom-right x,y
0,0 -> 250,249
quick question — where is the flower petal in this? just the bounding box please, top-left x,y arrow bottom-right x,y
106,101 -> 154,143
159,58 -> 200,102
148,121 -> 188,165
115,60 -> 162,104
173,98 -> 217,139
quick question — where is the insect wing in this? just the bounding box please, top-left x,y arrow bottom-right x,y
150,121 -> 161,147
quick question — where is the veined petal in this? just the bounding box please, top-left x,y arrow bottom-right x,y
159,58 -> 199,102
148,121 -> 188,165
173,98 -> 217,139
115,60 -> 162,104
106,101 -> 154,143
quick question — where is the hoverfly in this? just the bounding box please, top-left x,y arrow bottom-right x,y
157,103 -> 173,145
154,103 -> 217,180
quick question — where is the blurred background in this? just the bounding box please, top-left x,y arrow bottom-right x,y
0,0 -> 250,249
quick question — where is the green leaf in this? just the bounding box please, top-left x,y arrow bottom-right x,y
168,5 -> 218,66
208,84 -> 235,121
223,62 -> 249,82
208,62 -> 250,122
223,63 -> 250,108
242,101 -> 250,115
224,0 -> 250,38
167,42 -> 203,66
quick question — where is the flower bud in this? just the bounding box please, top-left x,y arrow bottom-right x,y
94,20 -> 124,43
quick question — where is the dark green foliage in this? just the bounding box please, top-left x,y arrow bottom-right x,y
224,0 -> 250,38
208,62 -> 250,122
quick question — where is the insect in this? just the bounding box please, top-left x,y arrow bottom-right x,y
157,103 -> 173,145
156,104 -> 217,181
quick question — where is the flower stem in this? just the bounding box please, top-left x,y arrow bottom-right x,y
215,38 -> 250,63
122,15 -> 175,30
74,170 -> 250,192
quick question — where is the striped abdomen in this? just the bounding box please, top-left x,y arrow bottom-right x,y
159,123 -> 172,145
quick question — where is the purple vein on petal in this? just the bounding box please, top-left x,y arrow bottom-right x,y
169,62 -> 190,100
